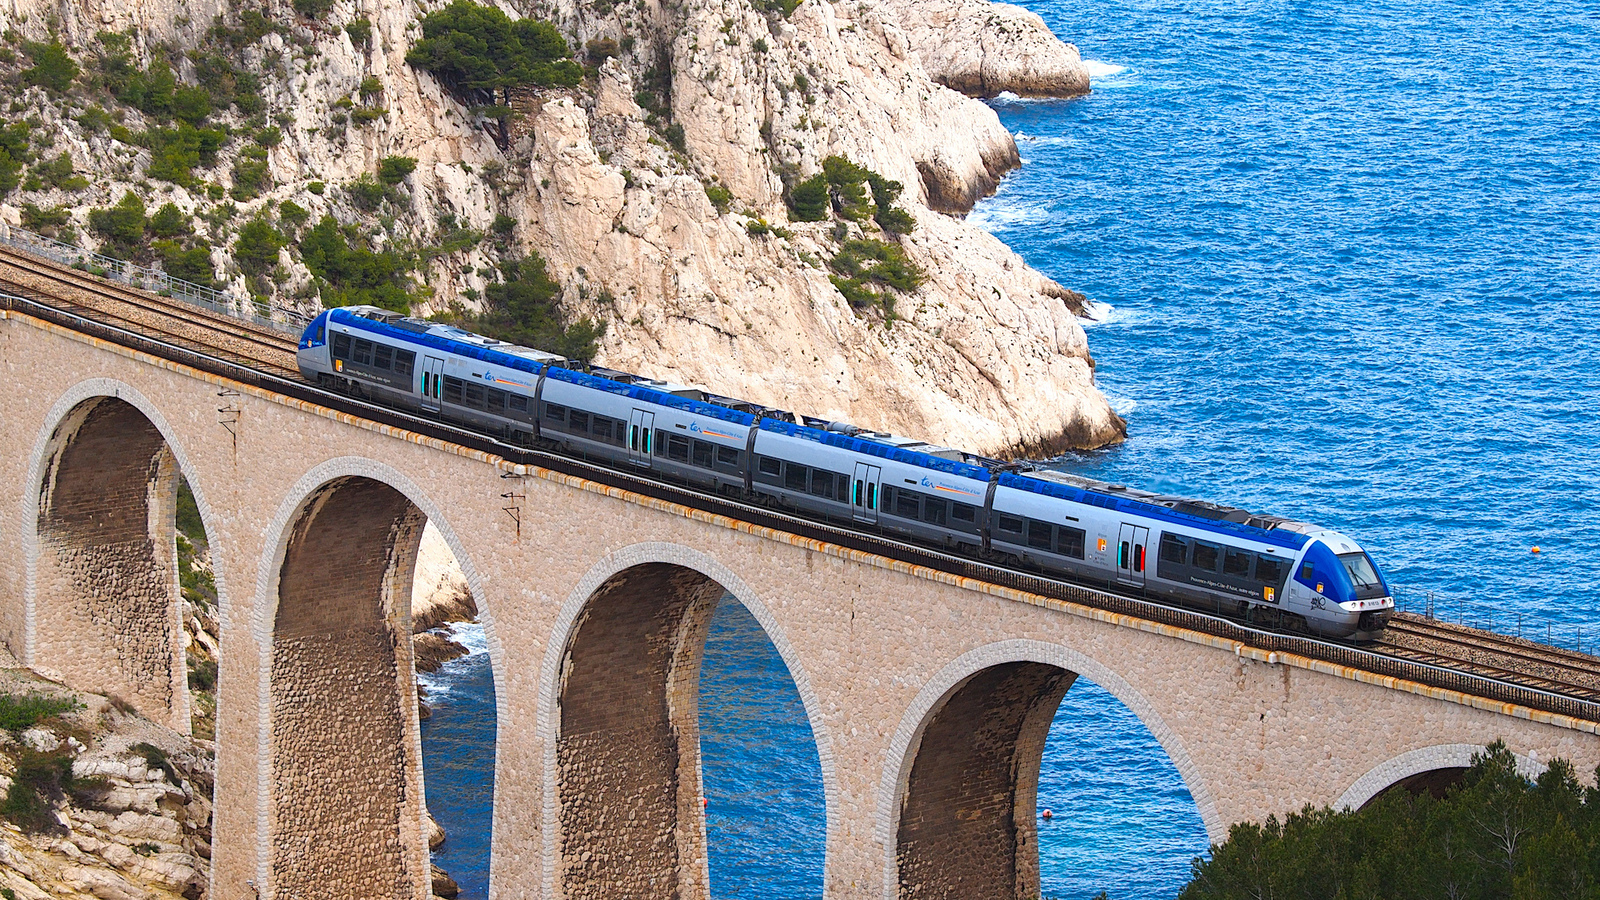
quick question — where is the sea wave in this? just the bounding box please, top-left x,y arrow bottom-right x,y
1083,59 -> 1129,79
1078,300 -> 1138,327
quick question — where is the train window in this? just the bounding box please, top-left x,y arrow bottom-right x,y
464,383 -> 485,408
666,434 -> 690,462
997,514 -> 1024,535
1256,556 -> 1284,584
485,389 -> 505,411
924,497 -> 948,526
568,410 -> 589,432
509,395 -> 529,413
867,483 -> 876,509
1159,534 -> 1188,565
544,403 -> 566,423
591,416 -> 610,439
1300,562 -> 1314,580
442,377 -> 464,405
693,440 -> 714,468
896,491 -> 920,518
353,339 -> 374,365
839,474 -> 852,500
1223,548 -> 1251,577
951,503 -> 977,523
758,457 -> 781,477
332,334 -> 351,358
394,351 -> 414,376
808,469 -> 832,497
1057,526 -> 1086,559
785,463 -> 808,491
373,344 -> 393,369
1027,520 -> 1053,550
1192,542 -> 1220,572
717,446 -> 740,467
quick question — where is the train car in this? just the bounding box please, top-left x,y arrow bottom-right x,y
297,305 -> 1394,640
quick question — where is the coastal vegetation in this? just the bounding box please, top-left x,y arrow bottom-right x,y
1181,742 -> 1600,900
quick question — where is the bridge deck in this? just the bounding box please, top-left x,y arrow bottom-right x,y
4,244 -> 1598,726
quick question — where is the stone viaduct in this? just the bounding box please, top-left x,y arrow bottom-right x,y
1,304 -> 1596,900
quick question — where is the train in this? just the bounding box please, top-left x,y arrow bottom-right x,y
297,305 -> 1395,640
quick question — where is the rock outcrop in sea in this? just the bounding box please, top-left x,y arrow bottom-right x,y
877,0 -> 1091,98
0,0 -> 1120,457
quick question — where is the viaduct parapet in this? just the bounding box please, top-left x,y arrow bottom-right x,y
1,303 -> 1595,900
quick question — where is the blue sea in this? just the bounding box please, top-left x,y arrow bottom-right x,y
420,0 -> 1600,895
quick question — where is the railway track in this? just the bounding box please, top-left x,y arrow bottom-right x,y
4,246 -> 1599,724
0,245 -> 301,378
1378,614 -> 1600,701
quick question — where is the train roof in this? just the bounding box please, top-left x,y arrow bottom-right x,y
1001,471 -> 1310,550
759,419 -> 991,480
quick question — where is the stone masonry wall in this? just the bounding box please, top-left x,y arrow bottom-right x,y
35,396 -> 184,730
896,662 -> 1075,900
270,478 -> 428,900
557,563 -> 722,900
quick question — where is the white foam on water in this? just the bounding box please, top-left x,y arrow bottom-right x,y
1078,300 -> 1137,328
1109,396 -> 1139,418
1083,59 -> 1129,80
414,621 -> 488,698
968,199 -> 1052,231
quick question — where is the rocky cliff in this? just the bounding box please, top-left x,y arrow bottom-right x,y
876,0 -> 1090,98
0,0 -> 1121,456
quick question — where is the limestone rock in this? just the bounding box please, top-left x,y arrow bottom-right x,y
877,0 -> 1091,98
411,522 -> 477,634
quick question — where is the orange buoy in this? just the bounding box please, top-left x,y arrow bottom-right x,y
1041,808 -> 1053,820
1531,546 -> 1542,554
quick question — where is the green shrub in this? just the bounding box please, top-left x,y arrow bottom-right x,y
188,658 -> 217,692
377,155 -> 417,185
406,0 -> 583,105
786,173 -> 828,222
307,181 -> 326,195
89,191 -> 148,256
345,18 -> 373,48
703,182 -> 732,213
492,212 -> 516,235
148,203 -> 192,238
753,0 -> 802,15
585,37 -> 620,62
233,217 -> 284,276
23,40 -> 78,93
828,237 -> 924,320
278,199 -> 310,233
131,743 -> 178,784
156,241 -> 217,286
460,254 -> 604,360
176,476 -> 206,541
20,203 -> 70,236
2,748 -> 72,833
358,75 -> 383,100
230,146 -> 271,200
292,0 -> 334,19
0,693 -> 79,732
298,214 -> 415,311
349,105 -> 386,126
142,124 -> 227,185
32,152 -> 87,191
664,123 -> 686,153
254,125 -> 282,147
346,173 -> 390,211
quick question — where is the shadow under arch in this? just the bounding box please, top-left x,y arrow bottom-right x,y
1337,743 -> 1549,811
876,639 -> 1221,900
538,542 -> 839,900
22,377 -> 229,734
248,457 -> 500,900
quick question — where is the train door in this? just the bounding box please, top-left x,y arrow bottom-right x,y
1117,523 -> 1150,588
420,356 -> 445,413
628,410 -> 656,467
851,463 -> 881,524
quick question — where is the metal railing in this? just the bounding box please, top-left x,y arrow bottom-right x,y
3,287 -> 1597,725
0,222 -> 312,334
1392,585 -> 1592,655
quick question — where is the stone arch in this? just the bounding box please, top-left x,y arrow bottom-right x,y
877,639 -> 1220,900
249,457 -> 498,900
538,542 -> 838,900
1336,743 -> 1549,811
22,378 -> 228,734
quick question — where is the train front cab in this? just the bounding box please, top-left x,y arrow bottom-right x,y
1291,535 -> 1395,640
296,309 -> 332,380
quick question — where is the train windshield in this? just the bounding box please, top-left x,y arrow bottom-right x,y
1338,552 -> 1388,599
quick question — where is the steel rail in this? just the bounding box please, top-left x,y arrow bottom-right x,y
4,289 -> 1598,725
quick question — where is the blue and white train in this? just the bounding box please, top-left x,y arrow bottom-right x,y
298,305 -> 1395,640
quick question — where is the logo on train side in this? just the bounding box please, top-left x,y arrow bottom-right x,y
921,476 -> 934,487
690,422 -> 703,433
